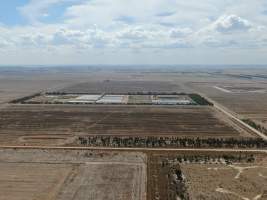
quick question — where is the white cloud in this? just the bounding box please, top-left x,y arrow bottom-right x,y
212,15 -> 252,33
170,28 -> 193,38
1,0 -> 267,64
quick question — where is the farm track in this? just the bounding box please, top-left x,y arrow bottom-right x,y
200,93 -> 267,140
0,146 -> 266,153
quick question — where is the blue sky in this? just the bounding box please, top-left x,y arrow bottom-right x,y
0,1 -> 28,25
0,0 -> 267,65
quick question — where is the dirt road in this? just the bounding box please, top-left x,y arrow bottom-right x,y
0,146 -> 266,153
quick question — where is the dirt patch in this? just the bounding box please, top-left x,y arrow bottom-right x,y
181,157 -> 267,200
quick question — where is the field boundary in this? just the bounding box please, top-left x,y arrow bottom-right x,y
0,146 -> 266,153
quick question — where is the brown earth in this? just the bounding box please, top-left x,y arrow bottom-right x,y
0,149 -> 146,200
0,104 -> 254,146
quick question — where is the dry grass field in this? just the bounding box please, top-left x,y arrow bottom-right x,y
147,151 -> 267,200
0,149 -> 146,200
0,104 -> 255,146
181,156 -> 267,200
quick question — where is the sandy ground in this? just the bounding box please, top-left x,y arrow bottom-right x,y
0,149 -> 147,200
181,156 -> 267,200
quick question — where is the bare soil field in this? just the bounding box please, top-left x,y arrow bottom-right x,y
0,104 -> 254,146
0,79 -> 69,104
56,80 -> 180,94
0,148 -> 146,200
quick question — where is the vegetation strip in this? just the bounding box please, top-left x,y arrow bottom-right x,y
78,136 -> 267,149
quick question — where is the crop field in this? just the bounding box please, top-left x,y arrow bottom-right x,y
56,80 -> 180,94
0,149 -> 146,200
0,104 -> 254,146
147,151 -> 267,200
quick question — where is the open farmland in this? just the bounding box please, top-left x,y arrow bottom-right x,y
55,80 -> 181,94
189,81 -> 267,129
0,104 -> 255,146
0,148 -> 146,200
0,79 -> 69,104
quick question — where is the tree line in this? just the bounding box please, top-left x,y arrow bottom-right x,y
242,119 -> 267,136
9,93 -> 41,104
78,136 -> 267,149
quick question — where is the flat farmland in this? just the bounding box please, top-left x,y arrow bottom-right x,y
189,82 -> 267,128
56,80 -> 181,94
0,79 -> 69,104
0,149 -> 146,200
0,104 -> 255,146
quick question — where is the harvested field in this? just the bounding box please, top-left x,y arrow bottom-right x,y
0,104 -> 254,146
0,149 -> 146,200
56,80 -> 180,94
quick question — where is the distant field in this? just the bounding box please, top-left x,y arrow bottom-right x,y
190,82 -> 267,128
0,104 -> 255,146
0,149 -> 146,200
56,80 -> 180,94
0,79 -> 68,104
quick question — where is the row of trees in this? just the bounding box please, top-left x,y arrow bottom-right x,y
242,119 -> 267,136
167,154 -> 255,164
78,136 -> 267,148
9,93 -> 41,104
188,94 -> 213,106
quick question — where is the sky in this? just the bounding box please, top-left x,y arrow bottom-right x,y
0,0 -> 267,65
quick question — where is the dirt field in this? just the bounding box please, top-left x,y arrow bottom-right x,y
0,149 -> 146,200
0,104 -> 254,146
181,156 -> 267,200
0,79 -> 70,104
56,80 -> 181,94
